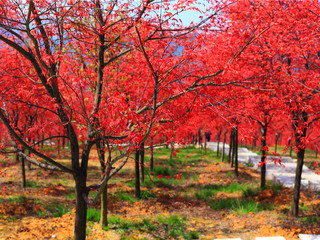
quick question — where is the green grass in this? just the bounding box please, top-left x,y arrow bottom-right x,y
300,215 -> 320,224
45,201 -> 70,217
210,198 -> 273,214
226,172 -> 234,178
157,215 -> 199,239
141,190 -> 156,200
114,190 -> 136,203
25,180 -> 43,188
64,193 -> 76,199
8,195 -> 27,203
102,216 -> 157,232
195,183 -> 254,201
153,146 -> 218,166
87,208 -> 100,222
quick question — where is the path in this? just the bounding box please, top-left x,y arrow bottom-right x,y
214,235 -> 320,240
207,142 -> 320,192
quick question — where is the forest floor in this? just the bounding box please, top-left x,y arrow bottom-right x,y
0,146 -> 320,240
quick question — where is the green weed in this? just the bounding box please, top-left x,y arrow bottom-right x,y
45,202 -> 70,217
87,208 -> 100,222
210,198 -> 273,214
300,215 -> 319,224
140,190 -> 156,200
157,215 -> 199,239
9,195 -> 26,203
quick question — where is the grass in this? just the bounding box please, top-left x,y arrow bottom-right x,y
8,195 -> 27,203
300,215 -> 320,224
157,215 -> 199,239
210,198 -> 273,214
154,145 -> 218,166
45,201 -> 70,217
87,208 -> 100,222
195,182 -> 255,201
113,189 -> 156,202
64,193 -> 76,199
114,190 -> 136,203
101,216 -> 157,233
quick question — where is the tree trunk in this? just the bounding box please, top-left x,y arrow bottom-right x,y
204,133 -> 207,154
291,114 -> 307,217
228,130 -> 233,164
150,138 -> 154,171
275,133 -> 278,153
135,149 -> 140,199
21,154 -> 26,188
97,144 -> 108,228
140,143 -> 145,183
198,129 -> 202,148
58,137 -> 61,157
27,150 -> 31,170
291,145 -> 305,217
234,126 -> 239,177
221,131 -> 227,162
216,129 -> 221,157
170,143 -> 174,161
100,182 -> 108,227
74,174 -> 88,240
260,126 -> 267,189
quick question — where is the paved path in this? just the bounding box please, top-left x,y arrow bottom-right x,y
214,235 -> 320,240
207,142 -> 320,192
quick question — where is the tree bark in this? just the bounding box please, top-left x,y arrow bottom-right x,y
74,174 -> 88,240
228,130 -> 233,164
234,126 -> 239,177
97,143 -> 108,227
204,132 -> 207,154
291,112 -> 308,217
260,126 -> 267,189
20,154 -> 26,188
150,138 -> 154,171
170,143 -> 174,161
198,129 -> 202,148
100,182 -> 108,227
221,131 -> 227,162
135,149 -> 140,199
140,143 -> 145,183
216,129 -> 221,157
275,133 -> 278,153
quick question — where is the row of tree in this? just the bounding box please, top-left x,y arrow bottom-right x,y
0,0 -> 319,239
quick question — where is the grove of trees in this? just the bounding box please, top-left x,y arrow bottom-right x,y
0,0 -> 320,239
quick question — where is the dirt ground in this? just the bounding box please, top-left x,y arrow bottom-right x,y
0,148 -> 319,240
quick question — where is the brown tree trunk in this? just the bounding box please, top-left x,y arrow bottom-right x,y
135,149 -> 140,199
204,133 -> 207,154
291,113 -> 308,217
74,174 -> 88,240
216,129 -> 221,157
150,138 -> 154,171
100,182 -> 108,227
275,133 -> 278,153
260,126 -> 267,189
221,131 -> 227,162
20,154 -> 26,188
140,143 -> 145,183
198,129 -> 202,148
228,130 -> 233,164
97,143 -> 108,227
234,126 -> 239,177
58,137 -> 60,157
170,143 -> 174,161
